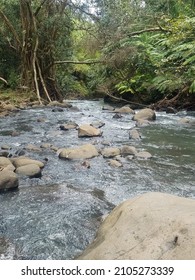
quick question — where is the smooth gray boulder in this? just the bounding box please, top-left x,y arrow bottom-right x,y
59,144 -> 99,160
133,108 -> 156,121
78,192 -> 195,260
0,170 -> 19,191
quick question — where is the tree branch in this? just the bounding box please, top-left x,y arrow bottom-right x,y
54,60 -> 104,65
127,27 -> 168,37
34,0 -> 49,16
0,10 -> 21,49
0,77 -> 8,84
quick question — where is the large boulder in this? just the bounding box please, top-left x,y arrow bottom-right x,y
59,144 -> 99,160
0,170 -> 19,191
133,108 -> 156,121
78,192 -> 195,260
78,124 -> 102,137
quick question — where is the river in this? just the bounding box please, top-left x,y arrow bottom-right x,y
0,99 -> 194,259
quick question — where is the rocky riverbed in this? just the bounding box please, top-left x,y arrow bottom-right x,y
0,99 -> 195,259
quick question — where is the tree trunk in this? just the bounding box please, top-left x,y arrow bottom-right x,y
19,0 -> 62,103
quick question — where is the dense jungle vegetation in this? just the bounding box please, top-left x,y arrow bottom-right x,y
0,0 -> 195,109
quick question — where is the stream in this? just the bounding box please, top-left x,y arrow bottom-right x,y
0,99 -> 195,259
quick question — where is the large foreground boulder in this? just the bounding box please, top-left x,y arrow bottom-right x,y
78,192 -> 195,260
59,144 -> 99,160
0,170 -> 18,191
133,108 -> 156,121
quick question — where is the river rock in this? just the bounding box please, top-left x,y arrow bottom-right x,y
108,159 -> 123,168
52,107 -> 64,112
78,124 -> 102,137
25,144 -> 42,152
129,129 -> 141,140
0,151 -> 10,157
48,101 -> 72,108
0,170 -> 19,191
102,105 -> 114,111
166,107 -> 178,114
90,121 -> 105,129
136,151 -> 152,159
1,145 -> 11,150
78,192 -> 195,260
133,108 -> 156,121
112,113 -> 122,119
136,119 -> 150,127
178,118 -> 195,125
114,106 -> 134,114
101,147 -> 120,158
0,157 -> 15,171
120,145 -> 137,156
11,157 -> 44,169
40,143 -> 52,149
16,164 -> 41,178
59,144 -> 99,160
60,122 -> 78,130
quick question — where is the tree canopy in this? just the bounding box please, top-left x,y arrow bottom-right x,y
0,0 -> 195,109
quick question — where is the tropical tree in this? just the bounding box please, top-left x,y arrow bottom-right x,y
0,0 -> 73,103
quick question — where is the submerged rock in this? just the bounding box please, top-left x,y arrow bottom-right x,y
59,144 -> 99,160
136,151 -> 152,159
129,129 -> 141,140
78,192 -> 195,260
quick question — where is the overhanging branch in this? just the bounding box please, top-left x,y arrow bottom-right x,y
54,60 -> 104,65
127,27 -> 169,37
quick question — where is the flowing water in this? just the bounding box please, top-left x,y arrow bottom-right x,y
0,100 -> 194,259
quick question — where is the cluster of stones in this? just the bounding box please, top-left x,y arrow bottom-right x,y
58,108 -> 155,166
0,156 -> 44,191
